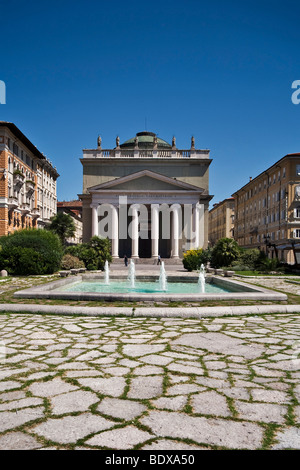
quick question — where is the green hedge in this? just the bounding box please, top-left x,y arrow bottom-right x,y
0,229 -> 63,275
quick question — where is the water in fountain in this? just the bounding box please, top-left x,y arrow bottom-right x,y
127,260 -> 136,288
198,263 -> 206,293
159,261 -> 168,291
104,260 -> 110,285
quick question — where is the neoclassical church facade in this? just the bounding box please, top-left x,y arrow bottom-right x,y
79,131 -> 212,260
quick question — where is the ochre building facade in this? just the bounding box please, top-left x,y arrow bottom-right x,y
208,198 -> 235,246
232,153 -> 300,264
0,122 -> 59,236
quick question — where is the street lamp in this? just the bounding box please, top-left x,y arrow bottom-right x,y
264,234 -> 270,256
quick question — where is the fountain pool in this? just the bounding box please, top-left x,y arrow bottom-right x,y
56,278 -> 231,295
14,271 -> 287,303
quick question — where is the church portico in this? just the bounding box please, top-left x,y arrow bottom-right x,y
79,132 -> 213,259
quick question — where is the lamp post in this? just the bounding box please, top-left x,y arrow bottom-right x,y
288,238 -> 297,266
264,234 -> 270,257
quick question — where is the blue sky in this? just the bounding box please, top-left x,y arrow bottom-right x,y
1,0 -> 300,206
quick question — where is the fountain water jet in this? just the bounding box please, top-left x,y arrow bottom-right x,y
159,261 -> 168,291
128,260 -> 136,288
104,260 -> 110,285
198,263 -> 206,293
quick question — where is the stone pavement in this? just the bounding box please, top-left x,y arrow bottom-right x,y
0,312 -> 300,450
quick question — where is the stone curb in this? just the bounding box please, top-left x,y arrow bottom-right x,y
0,303 -> 300,318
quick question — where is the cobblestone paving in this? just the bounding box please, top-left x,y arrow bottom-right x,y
0,312 -> 300,450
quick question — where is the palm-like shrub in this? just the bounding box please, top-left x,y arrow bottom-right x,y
211,238 -> 240,268
48,212 -> 76,245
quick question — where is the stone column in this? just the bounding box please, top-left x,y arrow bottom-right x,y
111,204 -> 119,259
193,203 -> 204,249
193,203 -> 200,249
171,204 -> 181,258
91,204 -> 98,237
151,204 -> 159,259
130,204 -> 139,259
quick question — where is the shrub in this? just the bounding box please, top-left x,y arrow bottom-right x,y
0,229 -> 63,275
64,236 -> 112,271
182,247 -> 212,272
257,256 -> 281,272
238,248 -> 262,270
230,263 -> 253,272
211,238 -> 240,268
61,254 -> 85,270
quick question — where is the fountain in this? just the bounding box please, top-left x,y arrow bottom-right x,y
128,260 -> 136,288
159,261 -> 168,291
104,260 -> 110,285
198,263 -> 206,293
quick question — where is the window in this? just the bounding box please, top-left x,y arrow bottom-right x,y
297,165 -> 300,176
294,229 -> 300,238
13,143 -> 19,156
295,207 -> 300,218
283,168 -> 286,178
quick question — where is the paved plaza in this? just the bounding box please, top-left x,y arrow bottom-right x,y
0,309 -> 300,450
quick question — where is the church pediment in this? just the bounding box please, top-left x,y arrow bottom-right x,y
88,170 -> 204,193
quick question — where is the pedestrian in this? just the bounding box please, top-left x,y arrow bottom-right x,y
124,254 -> 128,267
157,254 -> 161,265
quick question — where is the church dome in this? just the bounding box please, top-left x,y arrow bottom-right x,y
120,131 -> 172,149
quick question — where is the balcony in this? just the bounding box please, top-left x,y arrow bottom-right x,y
25,180 -> 36,196
20,203 -> 30,215
31,208 -> 40,219
8,196 -> 19,210
13,171 -> 25,188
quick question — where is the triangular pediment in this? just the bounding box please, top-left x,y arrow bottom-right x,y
88,170 -> 204,192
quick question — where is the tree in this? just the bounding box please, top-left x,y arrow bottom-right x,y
211,237 -> 240,268
48,212 -> 76,245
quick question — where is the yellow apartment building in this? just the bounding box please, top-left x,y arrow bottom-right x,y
208,198 -> 235,246
232,153 -> 300,264
0,122 -> 59,236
